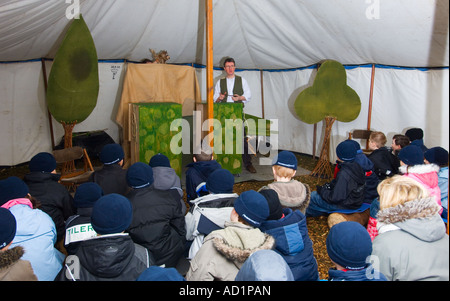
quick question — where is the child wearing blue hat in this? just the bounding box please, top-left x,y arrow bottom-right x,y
424,146 -> 448,219
55,193 -> 152,281
185,168 -> 238,260
398,145 -> 442,212
64,182 -> 104,255
326,221 -> 386,281
89,143 -> 129,196
0,208 -> 37,281
306,140 -> 366,217
259,150 -> 311,214
0,176 -> 64,281
23,152 -> 75,244
125,162 -> 186,269
186,190 -> 275,281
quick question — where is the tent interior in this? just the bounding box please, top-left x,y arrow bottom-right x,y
0,0 -> 448,167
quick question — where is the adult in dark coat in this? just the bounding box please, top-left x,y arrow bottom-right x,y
23,152 -> 75,242
89,143 -> 129,196
126,162 -> 186,268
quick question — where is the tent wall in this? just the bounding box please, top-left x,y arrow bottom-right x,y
0,60 -> 448,166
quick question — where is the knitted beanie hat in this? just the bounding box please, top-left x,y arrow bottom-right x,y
126,162 -> 154,188
149,153 -> 171,168
0,208 -> 17,249
272,150 -> 297,170
336,140 -> 358,162
0,176 -> 29,206
405,128 -> 423,142
234,190 -> 270,227
206,168 -> 234,194
73,182 -> 104,208
398,145 -> 424,166
259,189 -> 283,220
90,193 -> 133,235
424,147 -> 448,167
29,152 -> 57,172
326,221 -> 372,270
99,143 -> 124,165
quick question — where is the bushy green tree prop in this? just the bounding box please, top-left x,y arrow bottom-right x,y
294,60 -> 361,178
46,15 -> 99,172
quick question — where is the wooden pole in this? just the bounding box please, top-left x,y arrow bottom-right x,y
366,64 -> 375,149
260,70 -> 265,119
41,58 -> 55,149
205,0 -> 214,123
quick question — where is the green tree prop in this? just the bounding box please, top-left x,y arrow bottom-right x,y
294,60 -> 361,178
46,15 -> 99,172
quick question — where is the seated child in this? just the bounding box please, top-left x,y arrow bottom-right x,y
64,182 -> 103,255
259,150 -> 310,214
126,162 -> 186,268
185,168 -> 238,259
235,250 -> 294,281
424,147 -> 448,219
405,128 -> 428,153
185,190 -> 275,281
0,207 -> 37,281
367,131 -> 400,180
23,152 -> 75,244
306,140 -> 365,217
258,189 -> 319,281
89,143 -> 129,196
398,145 -> 441,210
185,147 -> 221,205
391,134 -> 410,156
149,153 -> 185,214
326,221 -> 386,281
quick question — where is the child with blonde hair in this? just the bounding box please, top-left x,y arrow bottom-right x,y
372,175 -> 448,281
259,151 -> 310,214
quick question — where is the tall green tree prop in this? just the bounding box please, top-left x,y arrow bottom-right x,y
294,60 -> 361,178
46,15 -> 99,172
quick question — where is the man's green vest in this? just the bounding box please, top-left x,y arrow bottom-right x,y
219,76 -> 243,102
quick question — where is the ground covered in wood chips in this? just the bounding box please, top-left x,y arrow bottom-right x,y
1,153 -> 335,279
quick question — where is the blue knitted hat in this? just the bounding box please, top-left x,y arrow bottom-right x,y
90,193 -> 133,235
272,150 -> 297,170
234,190 -> 270,227
74,182 -> 104,208
206,168 -> 234,193
398,145 -> 424,166
126,162 -> 154,188
336,140 -> 358,162
424,147 -> 448,167
0,176 -> 29,205
29,152 -> 57,172
326,221 -> 372,270
0,208 -> 17,248
99,143 -> 124,165
149,153 -> 171,168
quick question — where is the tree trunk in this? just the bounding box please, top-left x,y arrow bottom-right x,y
62,122 -> 76,173
310,116 -> 336,179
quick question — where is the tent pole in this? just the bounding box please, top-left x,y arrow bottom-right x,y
205,0 -> 214,129
366,64 -> 375,149
260,70 -> 265,119
41,58 -> 55,149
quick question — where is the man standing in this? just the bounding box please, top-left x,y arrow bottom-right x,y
213,58 -> 256,173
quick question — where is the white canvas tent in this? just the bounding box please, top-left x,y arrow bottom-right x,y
0,0 -> 448,166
